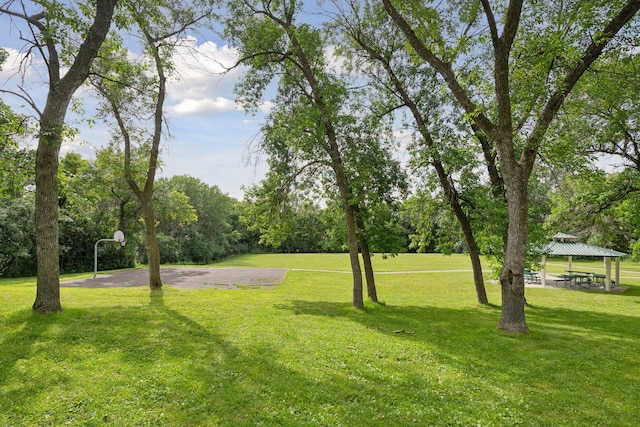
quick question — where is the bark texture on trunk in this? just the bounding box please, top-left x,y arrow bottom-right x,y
498,173 -> 529,333
30,0 -> 118,314
33,127 -> 63,313
141,196 -> 162,290
339,182 -> 364,309
356,214 -> 377,302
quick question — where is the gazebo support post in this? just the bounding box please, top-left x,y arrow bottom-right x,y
605,257 -> 612,291
615,257 -> 620,288
541,255 -> 546,287
568,255 -> 573,271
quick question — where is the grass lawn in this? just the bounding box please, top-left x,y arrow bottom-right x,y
1,253 -> 639,426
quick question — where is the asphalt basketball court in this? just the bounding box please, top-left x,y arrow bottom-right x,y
61,267 -> 289,290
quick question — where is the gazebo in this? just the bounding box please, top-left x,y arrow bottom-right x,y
539,233 -> 627,291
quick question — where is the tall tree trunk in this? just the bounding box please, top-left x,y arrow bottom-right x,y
466,229 -> 488,305
443,179 -> 490,305
498,171 -> 529,332
356,213 -> 377,302
33,117 -> 63,313
330,156 -> 363,308
141,195 -> 162,290
286,21 -> 364,308
344,206 -> 364,308
27,0 -> 118,313
337,186 -> 363,309
432,162 -> 489,304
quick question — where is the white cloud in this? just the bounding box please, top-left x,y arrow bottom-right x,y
258,100 -> 275,113
60,137 -> 95,159
167,37 -> 245,116
168,97 -> 239,115
0,47 -> 29,77
325,44 -> 349,75
0,47 -> 48,96
1,36 -> 271,199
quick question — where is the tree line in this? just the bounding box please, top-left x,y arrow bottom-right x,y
0,146 -> 465,277
1,0 -> 639,334
2,144 -> 640,279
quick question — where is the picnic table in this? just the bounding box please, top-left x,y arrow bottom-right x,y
562,271 -> 616,289
557,271 -> 589,288
524,269 -> 540,284
592,273 -> 616,288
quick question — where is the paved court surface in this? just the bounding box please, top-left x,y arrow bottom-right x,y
61,267 -> 289,290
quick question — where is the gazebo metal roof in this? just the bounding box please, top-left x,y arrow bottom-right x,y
539,232 -> 625,291
541,241 -> 627,257
551,232 -> 579,241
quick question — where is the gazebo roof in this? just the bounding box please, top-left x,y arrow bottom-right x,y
551,232 -> 579,241
541,241 -> 627,257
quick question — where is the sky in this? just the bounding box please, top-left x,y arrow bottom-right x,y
3,3 -> 630,204
0,8 -> 273,201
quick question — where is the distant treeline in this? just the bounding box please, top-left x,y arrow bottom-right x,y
0,151 -> 440,278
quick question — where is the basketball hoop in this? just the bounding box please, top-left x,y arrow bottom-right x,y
94,230 -> 126,278
114,230 -> 126,247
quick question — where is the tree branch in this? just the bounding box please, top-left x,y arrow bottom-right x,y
524,0 -> 640,175
381,0 -> 498,141
479,0 -> 499,46
0,87 -> 42,116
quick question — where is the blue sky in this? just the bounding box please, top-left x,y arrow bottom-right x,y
0,11 -> 270,200
0,2 -> 418,202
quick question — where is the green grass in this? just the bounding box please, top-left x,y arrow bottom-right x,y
1,254 -> 639,426
211,252 -> 483,271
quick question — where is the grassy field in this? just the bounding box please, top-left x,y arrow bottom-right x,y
1,253 -> 639,426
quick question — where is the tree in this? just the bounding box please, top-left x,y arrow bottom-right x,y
0,194 -> 37,277
57,153 -> 136,273
154,183 -> 198,261
94,144 -> 141,242
241,176 -> 326,253
555,52 -> 640,170
0,0 -> 118,313
546,168 -> 640,256
337,110 -> 408,300
544,51 -> 640,244
337,2 -> 496,304
91,0 -> 214,290
152,176 -> 245,263
91,49 -> 162,288
382,0 -> 640,332
225,0 -> 402,308
0,101 -> 32,199
170,176 -> 241,262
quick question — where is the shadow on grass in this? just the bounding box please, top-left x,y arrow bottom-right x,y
568,283 -> 640,298
276,296 -> 640,339
270,297 -> 640,424
612,284 -> 640,297
275,299 -> 501,334
274,298 -> 640,374
0,309 -> 55,397
2,290 -> 639,426
2,292 -> 443,426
